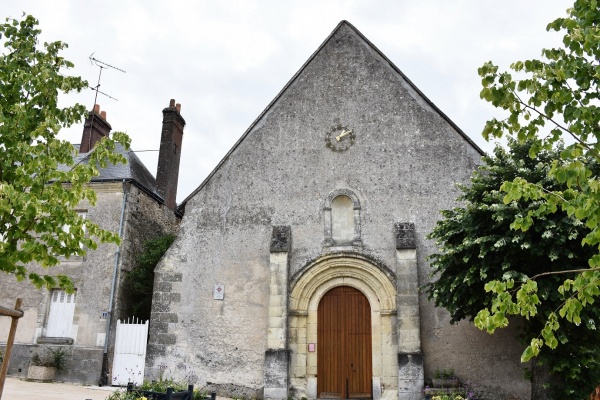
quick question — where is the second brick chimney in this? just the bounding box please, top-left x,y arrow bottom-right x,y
156,99 -> 186,210
80,104 -> 111,153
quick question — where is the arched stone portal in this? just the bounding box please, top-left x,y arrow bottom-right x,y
288,254 -> 398,400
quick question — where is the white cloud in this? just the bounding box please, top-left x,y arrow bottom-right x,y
1,0 -> 572,201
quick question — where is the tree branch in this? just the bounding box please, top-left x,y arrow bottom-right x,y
513,94 -> 600,161
530,267 -> 600,280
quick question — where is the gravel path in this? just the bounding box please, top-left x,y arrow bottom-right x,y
1,377 -> 119,400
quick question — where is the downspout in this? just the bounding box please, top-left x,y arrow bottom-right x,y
100,179 -> 128,385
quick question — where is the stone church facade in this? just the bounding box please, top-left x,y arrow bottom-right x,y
146,22 -> 529,400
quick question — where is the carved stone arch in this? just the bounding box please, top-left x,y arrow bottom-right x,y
325,188 -> 361,209
289,252 -> 396,309
288,253 -> 398,400
323,188 -> 362,246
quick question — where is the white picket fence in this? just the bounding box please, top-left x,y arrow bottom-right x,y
112,318 -> 149,386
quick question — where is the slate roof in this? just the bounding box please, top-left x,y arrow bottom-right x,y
67,143 -> 160,200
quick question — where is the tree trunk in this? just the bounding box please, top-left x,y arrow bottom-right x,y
531,358 -> 550,400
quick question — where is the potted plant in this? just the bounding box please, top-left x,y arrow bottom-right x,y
425,380 -> 476,400
27,347 -> 68,381
432,368 -> 459,388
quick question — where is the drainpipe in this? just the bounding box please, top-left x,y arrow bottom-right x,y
100,180 -> 128,385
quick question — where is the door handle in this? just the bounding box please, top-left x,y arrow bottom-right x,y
351,363 -> 355,372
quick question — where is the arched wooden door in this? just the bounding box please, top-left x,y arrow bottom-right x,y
318,286 -> 372,399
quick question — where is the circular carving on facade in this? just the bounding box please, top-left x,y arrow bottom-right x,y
325,124 -> 355,152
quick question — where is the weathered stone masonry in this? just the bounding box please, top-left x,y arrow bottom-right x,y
264,226 -> 292,400
0,100 -> 184,385
145,21 -> 530,400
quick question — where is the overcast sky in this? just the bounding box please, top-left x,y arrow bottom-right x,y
3,1 -> 570,202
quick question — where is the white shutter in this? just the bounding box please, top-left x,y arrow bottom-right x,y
46,290 -> 76,337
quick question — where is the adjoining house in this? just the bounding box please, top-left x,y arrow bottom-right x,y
145,21 -> 529,400
0,100 -> 185,385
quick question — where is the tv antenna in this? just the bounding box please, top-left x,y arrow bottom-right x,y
84,53 -> 126,152
89,53 -> 126,103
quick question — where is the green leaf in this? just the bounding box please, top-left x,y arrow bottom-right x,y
0,15 -> 130,290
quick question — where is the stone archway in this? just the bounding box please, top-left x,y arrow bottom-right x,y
288,253 -> 397,400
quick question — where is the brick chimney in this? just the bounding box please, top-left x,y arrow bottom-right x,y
156,99 -> 185,210
80,104 -> 111,153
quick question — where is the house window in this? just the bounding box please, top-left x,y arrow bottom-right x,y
76,211 -> 87,249
61,211 -> 87,251
46,289 -> 76,338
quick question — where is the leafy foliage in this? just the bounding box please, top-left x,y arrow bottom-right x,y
123,234 -> 176,320
0,15 -> 130,290
105,390 -> 140,400
106,378 -> 207,400
475,0 -> 600,361
30,346 -> 68,371
434,368 -> 456,380
426,140 -> 600,398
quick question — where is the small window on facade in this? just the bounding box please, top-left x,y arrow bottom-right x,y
331,195 -> 354,243
62,211 -> 87,249
324,189 -> 362,247
46,289 -> 76,338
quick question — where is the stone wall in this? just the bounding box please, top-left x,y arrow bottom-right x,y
146,22 -> 529,400
0,344 -> 103,384
0,181 -> 179,385
112,183 -> 180,321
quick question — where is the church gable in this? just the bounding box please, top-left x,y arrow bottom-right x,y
148,21 -> 527,400
175,20 -> 484,275
181,21 -> 481,209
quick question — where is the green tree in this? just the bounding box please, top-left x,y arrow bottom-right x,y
0,15 -> 131,290
123,233 -> 175,321
426,140 -> 600,399
474,0 -> 600,361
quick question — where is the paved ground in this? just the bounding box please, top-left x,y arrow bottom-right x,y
1,378 -> 232,400
1,377 -> 120,400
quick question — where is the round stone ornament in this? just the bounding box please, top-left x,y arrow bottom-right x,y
325,124 -> 355,151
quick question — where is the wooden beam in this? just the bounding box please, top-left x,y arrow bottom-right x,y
0,305 -> 23,319
0,298 -> 23,400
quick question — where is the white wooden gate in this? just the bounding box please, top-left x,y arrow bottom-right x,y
111,318 -> 149,386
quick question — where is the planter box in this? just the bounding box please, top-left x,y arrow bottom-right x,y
424,387 -> 467,400
432,378 -> 459,388
27,365 -> 57,381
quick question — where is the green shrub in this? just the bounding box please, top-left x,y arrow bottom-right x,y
107,379 -> 207,400
30,347 -> 68,371
123,234 -> 176,320
105,390 -> 139,400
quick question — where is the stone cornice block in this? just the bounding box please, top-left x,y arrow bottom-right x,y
270,225 -> 291,252
395,222 -> 416,249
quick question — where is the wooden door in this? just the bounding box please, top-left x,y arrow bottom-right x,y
318,286 -> 372,399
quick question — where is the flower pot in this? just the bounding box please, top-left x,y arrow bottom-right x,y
27,365 -> 57,381
432,378 -> 459,388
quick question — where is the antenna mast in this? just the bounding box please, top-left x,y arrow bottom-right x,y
86,53 -> 126,151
